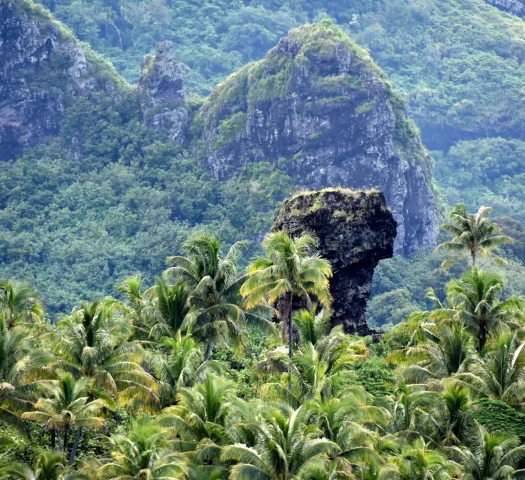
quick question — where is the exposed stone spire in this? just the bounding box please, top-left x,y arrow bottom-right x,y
138,41 -> 188,144
272,188 -> 397,335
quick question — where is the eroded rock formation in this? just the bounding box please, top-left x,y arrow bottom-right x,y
138,41 -> 188,144
195,21 -> 438,255
272,188 -> 397,335
0,0 -> 126,160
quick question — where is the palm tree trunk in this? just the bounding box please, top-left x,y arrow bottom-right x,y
288,296 -> 294,392
69,427 -> 83,465
204,342 -> 212,361
479,327 -> 486,352
288,306 -> 293,360
51,429 -> 56,449
63,427 -> 69,453
472,251 -> 476,267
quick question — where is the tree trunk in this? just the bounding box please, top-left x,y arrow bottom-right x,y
288,293 -> 294,392
288,306 -> 293,360
204,342 -> 212,361
479,325 -> 486,352
51,429 -> 56,449
69,427 -> 83,465
63,427 -> 69,453
472,251 -> 476,267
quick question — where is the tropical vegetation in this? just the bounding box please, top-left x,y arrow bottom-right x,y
0,217 -> 524,478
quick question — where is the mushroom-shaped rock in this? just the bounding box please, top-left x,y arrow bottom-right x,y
272,188 -> 396,335
138,41 -> 188,143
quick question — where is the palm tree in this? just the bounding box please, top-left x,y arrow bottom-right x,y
221,405 -> 340,480
241,231 -> 332,359
434,204 -> 513,267
292,331 -> 369,402
384,383 -> 443,436
440,385 -> 473,446
387,438 -> 459,479
22,373 -> 107,464
159,373 -> 234,448
452,330 -> 525,407
0,280 -> 43,329
94,415 -> 187,480
293,306 -> 332,346
116,274 -> 156,334
149,332 -> 222,407
184,273 -> 247,361
392,323 -> 474,385
0,318 -> 54,435
164,232 -> 247,291
166,233 -> 275,360
148,278 -> 192,339
52,300 -> 159,410
447,267 -> 524,351
447,422 -> 525,479
0,451 -> 72,480
257,328 -> 369,405
307,390 -> 389,444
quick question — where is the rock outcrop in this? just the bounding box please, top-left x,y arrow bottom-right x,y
194,20 -> 438,255
0,0 -> 127,160
272,188 -> 397,335
485,0 -> 525,16
138,41 -> 188,144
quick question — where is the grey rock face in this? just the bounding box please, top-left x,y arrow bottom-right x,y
138,41 -> 188,143
0,0 -> 124,160
273,188 -> 397,334
485,0 -> 525,16
195,22 -> 438,255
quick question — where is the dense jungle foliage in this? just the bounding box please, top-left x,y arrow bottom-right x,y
3,211 -> 525,478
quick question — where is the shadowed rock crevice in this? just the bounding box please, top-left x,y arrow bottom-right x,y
272,188 -> 396,335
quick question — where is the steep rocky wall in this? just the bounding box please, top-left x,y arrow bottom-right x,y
138,41 -> 188,144
272,188 -> 396,335
194,21 -> 438,255
0,0 -> 128,160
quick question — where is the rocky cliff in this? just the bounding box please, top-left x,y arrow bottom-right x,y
138,41 -> 188,144
273,188 -> 397,335
485,0 -> 525,16
194,21 -> 438,255
0,0 -> 128,160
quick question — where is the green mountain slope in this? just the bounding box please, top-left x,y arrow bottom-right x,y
34,0 -> 525,223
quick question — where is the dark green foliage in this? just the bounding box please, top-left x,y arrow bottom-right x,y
0,92 -> 294,313
353,355 -> 395,397
472,398 -> 525,443
366,289 -> 419,330
36,0 -> 306,93
436,139 -> 525,223
496,217 -> 525,263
